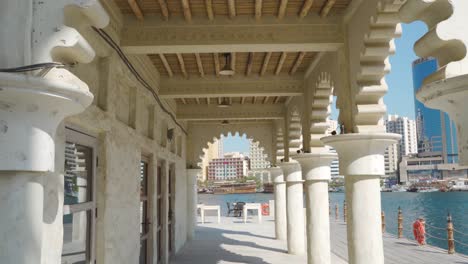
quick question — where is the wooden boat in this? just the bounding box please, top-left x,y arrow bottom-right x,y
262,183 -> 274,193
212,181 -> 257,194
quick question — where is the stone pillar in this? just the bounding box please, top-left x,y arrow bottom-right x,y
0,73 -> 93,263
268,167 -> 287,240
279,162 -> 305,255
186,169 -> 200,240
294,153 -> 337,264
417,76 -> 468,166
322,133 -> 400,264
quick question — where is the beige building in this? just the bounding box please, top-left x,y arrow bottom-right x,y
199,138 -> 221,181
1,1 -> 468,264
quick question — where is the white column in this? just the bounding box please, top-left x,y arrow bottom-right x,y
186,169 -> 200,240
279,162 -> 305,255
322,133 -> 400,264
268,167 -> 287,240
416,75 -> 468,166
0,74 -> 93,263
294,153 -> 337,264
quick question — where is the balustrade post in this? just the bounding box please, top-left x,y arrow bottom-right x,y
335,204 -> 339,221
381,211 -> 385,234
398,207 -> 403,239
343,200 -> 347,223
447,213 -> 455,254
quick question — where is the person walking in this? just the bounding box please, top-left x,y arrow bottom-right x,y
413,217 -> 426,245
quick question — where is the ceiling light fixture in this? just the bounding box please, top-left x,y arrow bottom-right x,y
217,98 -> 231,108
221,120 -> 230,125
219,53 -> 235,76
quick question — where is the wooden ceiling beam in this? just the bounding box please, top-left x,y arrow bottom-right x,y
158,0 -> 169,20
299,0 -> 314,18
195,53 -> 205,77
260,52 -> 272,76
195,98 -> 200,104
253,97 -> 257,104
218,97 -> 222,104
255,0 -> 263,20
274,96 -> 280,103
158,54 -> 173,77
275,52 -> 287,75
181,98 -> 187,104
290,52 -> 306,75
207,98 -> 210,104
278,0 -> 288,19
241,97 -> 245,104
176,53 -> 188,78
181,0 -> 192,22
246,52 -> 254,76
227,0 -> 236,19
127,0 -> 144,20
263,96 -> 269,104
320,0 -> 337,18
205,0 -> 214,20
213,53 -> 220,76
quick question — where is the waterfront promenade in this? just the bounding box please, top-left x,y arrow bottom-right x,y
170,215 -> 468,264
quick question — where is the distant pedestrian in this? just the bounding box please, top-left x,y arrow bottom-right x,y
413,217 -> 426,245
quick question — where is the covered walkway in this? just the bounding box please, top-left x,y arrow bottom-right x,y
171,215 -> 468,264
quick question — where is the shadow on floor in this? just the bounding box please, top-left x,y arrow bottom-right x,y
171,226 -> 285,264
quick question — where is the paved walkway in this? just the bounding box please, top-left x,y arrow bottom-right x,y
171,215 -> 468,264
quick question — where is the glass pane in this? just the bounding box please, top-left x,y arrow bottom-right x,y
65,143 -> 93,205
62,211 -> 89,264
140,201 -> 148,235
157,172 -> 162,196
140,161 -> 148,196
139,240 -> 147,264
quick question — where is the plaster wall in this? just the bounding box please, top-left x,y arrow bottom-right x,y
37,4 -> 189,263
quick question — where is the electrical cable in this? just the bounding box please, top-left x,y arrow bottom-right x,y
0,62 -> 66,73
91,26 -> 187,135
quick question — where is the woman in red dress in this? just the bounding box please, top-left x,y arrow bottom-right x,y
413,217 -> 426,245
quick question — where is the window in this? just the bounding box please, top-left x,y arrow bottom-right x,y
140,159 -> 151,264
62,128 -> 97,264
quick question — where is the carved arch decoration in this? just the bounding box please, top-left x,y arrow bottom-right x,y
274,120 -> 285,165
304,52 -> 339,152
287,105 -> 303,155
186,122 -> 275,168
347,0 -> 468,134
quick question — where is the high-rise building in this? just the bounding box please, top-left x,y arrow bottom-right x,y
413,57 -> 458,163
384,115 -> 418,177
248,140 -> 270,170
207,153 -> 249,181
326,120 -> 340,178
218,135 -> 224,157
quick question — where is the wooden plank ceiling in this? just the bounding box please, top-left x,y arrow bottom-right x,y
116,0 -> 351,21
149,52 -> 315,78
114,0 -> 351,108
176,96 -> 289,106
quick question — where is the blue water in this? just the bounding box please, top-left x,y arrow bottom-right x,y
198,192 -> 468,255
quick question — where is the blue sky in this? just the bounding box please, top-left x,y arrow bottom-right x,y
223,22 -> 428,154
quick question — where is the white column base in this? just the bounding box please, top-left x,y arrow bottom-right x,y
279,162 -> 305,255
294,153 -> 336,264
0,173 -> 44,263
322,133 -> 400,264
0,73 -> 93,264
269,167 -> 287,241
186,169 -> 200,240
